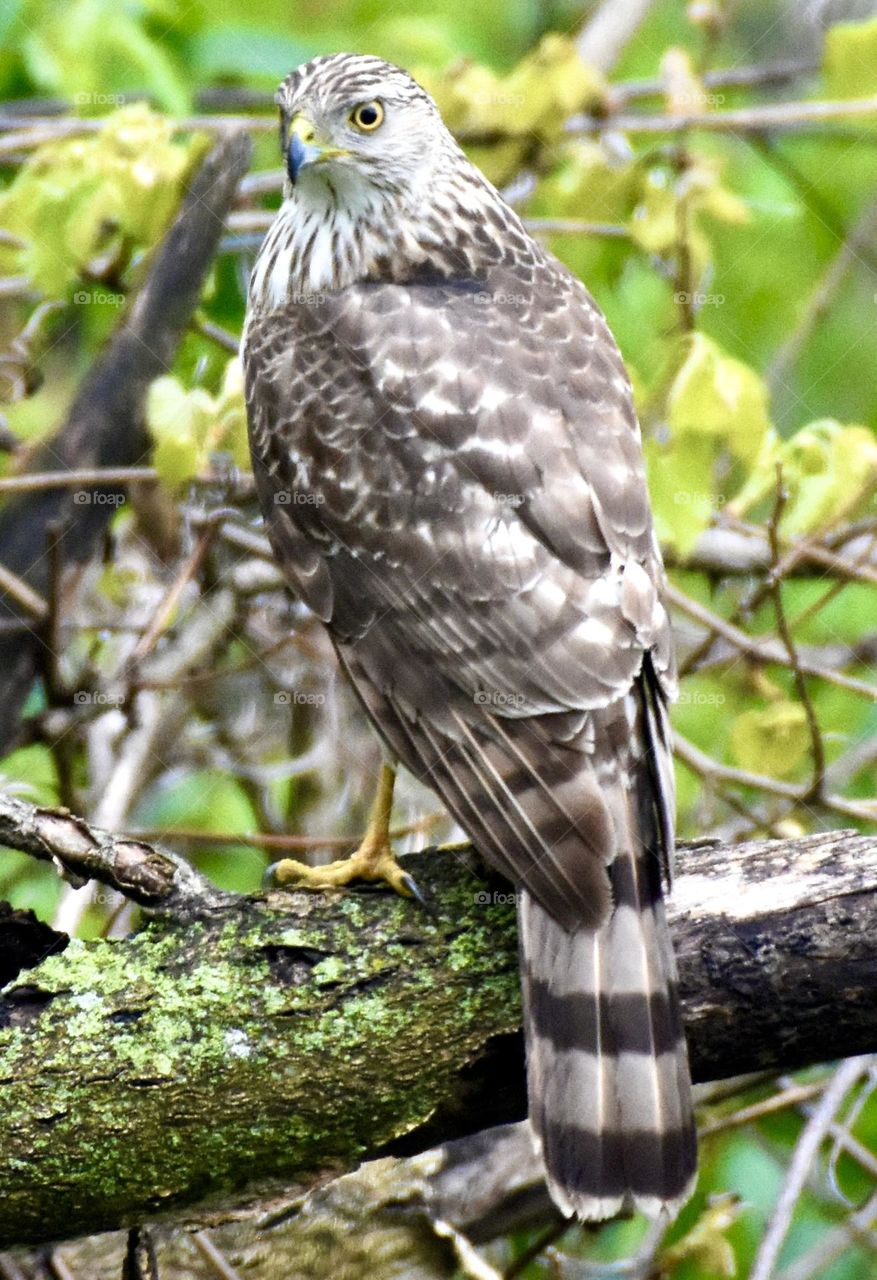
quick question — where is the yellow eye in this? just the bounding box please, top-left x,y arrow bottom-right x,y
349,101 -> 384,132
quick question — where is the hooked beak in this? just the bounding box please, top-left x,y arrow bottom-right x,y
284,114 -> 348,184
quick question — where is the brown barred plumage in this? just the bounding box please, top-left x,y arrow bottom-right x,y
242,53 -> 696,1219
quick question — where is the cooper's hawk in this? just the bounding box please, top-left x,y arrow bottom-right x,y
242,53 -> 696,1221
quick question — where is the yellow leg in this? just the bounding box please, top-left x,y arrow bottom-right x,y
268,764 -> 420,899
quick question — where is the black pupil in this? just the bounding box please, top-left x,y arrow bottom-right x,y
358,105 -> 378,126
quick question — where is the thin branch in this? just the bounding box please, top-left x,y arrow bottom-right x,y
767,194 -> 877,394
664,523 -> 877,580
0,115 -> 272,158
698,1081 -> 828,1138
766,468 -> 826,802
190,314 -> 242,353
570,94 -> 877,136
668,583 -> 877,701
523,218 -> 630,238
132,812 -> 443,852
129,522 -> 221,665
0,791 -> 227,916
192,1233 -> 245,1280
674,733 -> 877,823
777,1188 -> 877,1280
609,58 -> 821,106
0,466 -> 157,494
750,1057 -> 874,1280
0,561 -> 48,621
576,0 -> 659,73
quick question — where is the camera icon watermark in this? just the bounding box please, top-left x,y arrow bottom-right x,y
73,91 -> 127,107
72,290 -> 124,307
73,490 -> 125,506
673,290 -> 725,308
474,690 -> 527,709
74,690 -> 124,707
274,491 -> 325,506
473,889 -> 522,907
273,691 -> 326,706
677,690 -> 726,706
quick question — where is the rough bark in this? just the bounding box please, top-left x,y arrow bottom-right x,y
1,825 -> 876,1249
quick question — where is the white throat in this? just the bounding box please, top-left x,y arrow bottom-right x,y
249,166 -> 426,310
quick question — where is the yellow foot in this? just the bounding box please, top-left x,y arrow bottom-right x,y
265,763 -> 424,902
268,840 -> 420,899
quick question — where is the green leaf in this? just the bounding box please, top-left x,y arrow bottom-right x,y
730,419 -> 877,535
0,104 -> 204,294
730,702 -> 810,779
20,0 -> 189,114
667,333 -> 772,464
146,376 -> 212,491
824,16 -> 877,100
781,420 -> 877,536
146,361 -> 251,491
645,431 -> 716,556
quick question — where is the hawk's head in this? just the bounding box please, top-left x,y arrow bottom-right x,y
275,54 -> 453,202
248,53 -> 521,308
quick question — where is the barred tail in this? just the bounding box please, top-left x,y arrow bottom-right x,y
519,832 -> 696,1219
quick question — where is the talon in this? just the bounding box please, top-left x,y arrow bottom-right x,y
399,871 -> 427,906
263,860 -> 280,888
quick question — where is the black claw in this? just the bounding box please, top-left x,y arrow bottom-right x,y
401,871 -> 428,908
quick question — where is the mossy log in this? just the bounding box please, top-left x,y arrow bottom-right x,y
2,826 -> 877,1249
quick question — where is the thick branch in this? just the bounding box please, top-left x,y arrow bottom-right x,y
1,825 -> 877,1247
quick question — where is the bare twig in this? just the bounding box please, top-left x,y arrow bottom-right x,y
570,94 -> 877,136
0,561 -> 48,621
768,195 -> 877,394
192,1233 -> 245,1280
132,812 -> 443,852
698,1080 -> 828,1138
576,0 -> 659,73
190,314 -> 241,353
674,733 -> 877,823
766,468 -> 826,802
0,466 -> 157,494
750,1057 -> 874,1280
130,523 -> 221,665
668,583 -> 877,701
609,58 -> 820,106
777,1188 -> 877,1280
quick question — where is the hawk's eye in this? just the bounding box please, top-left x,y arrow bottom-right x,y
349,101 -> 384,132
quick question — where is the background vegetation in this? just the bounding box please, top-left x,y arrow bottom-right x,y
1,0 -> 877,1276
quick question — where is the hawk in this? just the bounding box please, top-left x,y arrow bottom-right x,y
242,53 -> 696,1221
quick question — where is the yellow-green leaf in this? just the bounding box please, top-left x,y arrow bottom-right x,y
730,702 -> 810,779
824,16 -> 877,99
147,376 -> 212,491
645,431 -> 716,556
667,333 -> 771,464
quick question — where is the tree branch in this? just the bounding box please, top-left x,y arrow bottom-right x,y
2,806 -> 877,1249
0,130 -> 252,752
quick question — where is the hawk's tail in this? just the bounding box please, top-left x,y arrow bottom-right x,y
519,800 -> 696,1219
